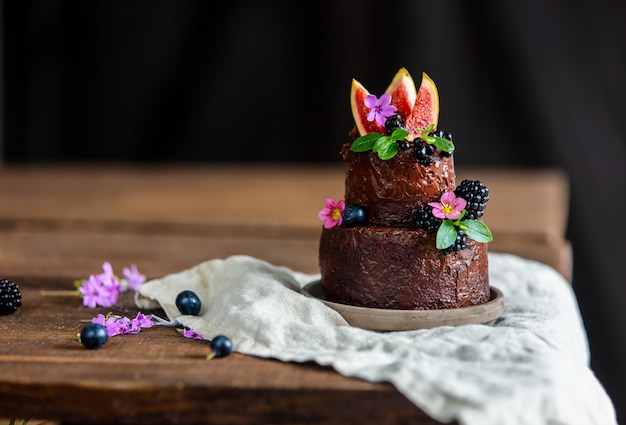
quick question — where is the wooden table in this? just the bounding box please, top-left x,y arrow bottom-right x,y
0,164 -> 572,424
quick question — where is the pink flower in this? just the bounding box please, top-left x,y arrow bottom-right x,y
131,312 -> 154,331
318,197 -> 345,229
364,93 -> 397,127
99,262 -> 123,293
79,274 -> 119,308
428,192 -> 467,220
92,313 -> 123,337
183,328 -> 204,340
123,264 -> 146,290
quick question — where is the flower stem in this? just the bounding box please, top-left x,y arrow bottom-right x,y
40,290 -> 82,297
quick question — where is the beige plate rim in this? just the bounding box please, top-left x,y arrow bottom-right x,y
301,280 -> 505,331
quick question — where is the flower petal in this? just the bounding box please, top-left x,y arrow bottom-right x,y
440,191 -> 457,205
379,93 -> 392,107
364,94 -> 378,109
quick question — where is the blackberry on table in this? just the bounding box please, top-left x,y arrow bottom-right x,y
454,180 -> 490,220
415,139 -> 435,166
385,114 -> 405,135
414,206 -> 443,233
0,278 -> 22,315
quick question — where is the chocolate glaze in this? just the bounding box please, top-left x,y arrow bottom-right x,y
341,143 -> 456,227
319,226 -> 490,310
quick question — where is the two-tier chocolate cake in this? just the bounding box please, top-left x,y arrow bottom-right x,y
318,68 -> 493,310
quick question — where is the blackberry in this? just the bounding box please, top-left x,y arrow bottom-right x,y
444,230 -> 468,253
454,180 -> 490,220
413,206 -> 443,233
385,114 -> 405,135
415,139 -> 435,166
342,204 -> 367,227
0,278 -> 22,315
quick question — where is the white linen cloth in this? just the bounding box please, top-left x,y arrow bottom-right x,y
135,252 -> 616,425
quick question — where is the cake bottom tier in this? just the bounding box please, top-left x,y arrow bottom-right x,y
319,226 -> 490,310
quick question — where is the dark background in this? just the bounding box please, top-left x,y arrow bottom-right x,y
2,0 -> 625,422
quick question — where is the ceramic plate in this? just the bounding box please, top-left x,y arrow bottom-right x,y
302,280 -> 504,331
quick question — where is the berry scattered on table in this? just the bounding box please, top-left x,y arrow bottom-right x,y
175,290 -> 202,315
0,278 -> 22,315
79,323 -> 109,349
413,206 -> 443,233
454,180 -> 490,220
342,205 -> 367,227
209,335 -> 233,359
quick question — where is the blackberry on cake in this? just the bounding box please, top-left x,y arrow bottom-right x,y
0,278 -> 22,315
454,179 -> 490,220
414,206 -> 443,233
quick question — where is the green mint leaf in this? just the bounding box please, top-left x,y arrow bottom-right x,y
423,135 -> 436,144
436,220 -> 458,249
390,128 -> 409,141
350,133 -> 382,152
463,220 -> 493,243
432,137 -> 455,153
372,136 -> 392,153
377,141 -> 399,160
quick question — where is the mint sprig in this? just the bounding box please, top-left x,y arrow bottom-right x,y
435,212 -> 493,250
350,129 -> 409,160
417,124 -> 455,154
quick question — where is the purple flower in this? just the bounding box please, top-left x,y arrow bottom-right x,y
92,313 -> 123,337
183,328 -> 204,340
131,312 -> 154,331
122,264 -> 146,290
428,192 -> 467,220
318,197 -> 345,229
364,93 -> 397,127
92,312 -> 154,337
99,262 -> 123,293
79,275 -> 119,308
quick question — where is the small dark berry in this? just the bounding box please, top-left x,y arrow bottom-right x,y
385,114 -> 405,135
415,139 -> 435,166
397,140 -> 411,150
80,323 -> 109,349
175,290 -> 202,315
413,206 -> 443,233
210,335 -> 233,358
342,205 -> 367,227
0,278 -> 22,315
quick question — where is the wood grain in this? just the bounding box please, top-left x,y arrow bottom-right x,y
0,164 -> 571,424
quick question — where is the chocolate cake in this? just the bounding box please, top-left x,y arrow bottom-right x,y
318,69 -> 493,310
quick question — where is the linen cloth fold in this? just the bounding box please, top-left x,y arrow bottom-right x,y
135,252 -> 616,425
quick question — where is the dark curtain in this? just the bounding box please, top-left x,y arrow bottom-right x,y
2,0 -> 625,421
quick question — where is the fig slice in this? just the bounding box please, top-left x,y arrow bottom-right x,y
350,67 -> 418,136
405,72 -> 440,140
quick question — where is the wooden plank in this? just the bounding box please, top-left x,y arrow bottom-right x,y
0,286 -> 447,425
0,164 -> 569,244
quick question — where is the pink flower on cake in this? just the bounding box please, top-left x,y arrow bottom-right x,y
428,192 -> 467,220
364,93 -> 397,127
318,197 -> 345,229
